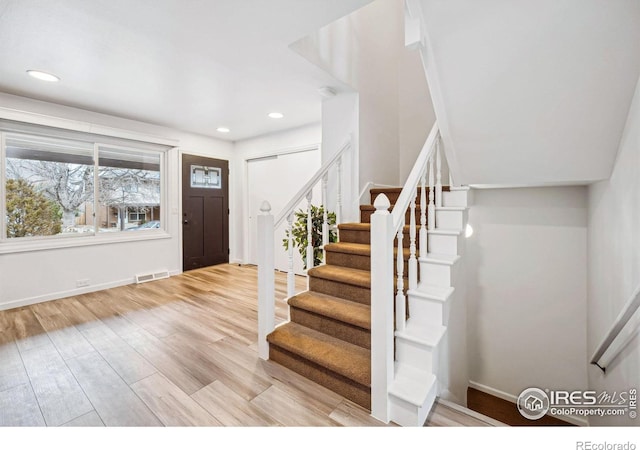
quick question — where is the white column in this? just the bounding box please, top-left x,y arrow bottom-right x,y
287,212 -> 295,298
370,193 -> 394,424
306,190 -> 314,271
258,201 -> 275,360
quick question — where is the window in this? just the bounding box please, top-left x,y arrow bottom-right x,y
2,127 -> 166,243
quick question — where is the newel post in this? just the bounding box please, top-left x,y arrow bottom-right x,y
257,201 -> 275,361
370,193 -> 394,423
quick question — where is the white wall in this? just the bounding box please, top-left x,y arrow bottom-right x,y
466,187 -> 588,416
398,45 -> 436,182
0,93 -> 233,310
292,0 -> 405,193
321,92 -> 359,222
232,123 -> 322,265
587,76 -> 640,426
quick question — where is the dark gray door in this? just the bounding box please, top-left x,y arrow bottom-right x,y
182,154 -> 229,271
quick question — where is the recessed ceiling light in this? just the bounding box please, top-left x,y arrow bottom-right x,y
216,127 -> 230,133
268,112 -> 284,119
26,70 -> 60,82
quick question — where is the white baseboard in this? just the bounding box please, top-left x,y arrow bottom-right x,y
0,269 -> 181,312
469,380 -> 589,427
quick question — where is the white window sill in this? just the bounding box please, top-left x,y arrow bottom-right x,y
0,230 -> 172,254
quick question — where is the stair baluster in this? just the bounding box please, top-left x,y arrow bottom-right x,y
322,173 -> 329,265
287,212 -> 295,298
420,170 -> 427,258
409,197 -> 417,291
306,190 -> 314,271
396,217 -> 406,333
336,157 -> 343,226
428,152 -> 436,231
436,138 -> 442,208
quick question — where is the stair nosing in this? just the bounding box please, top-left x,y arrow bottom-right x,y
288,291 -> 371,330
267,322 -> 371,386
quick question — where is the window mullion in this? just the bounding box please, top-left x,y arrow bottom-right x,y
94,143 -> 99,235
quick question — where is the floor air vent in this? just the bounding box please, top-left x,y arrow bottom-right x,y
136,270 -> 170,284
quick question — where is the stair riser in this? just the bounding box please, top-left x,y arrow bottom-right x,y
442,190 -> 469,208
370,188 -> 444,206
289,307 -> 370,349
396,338 -> 440,374
326,251 -> 411,274
269,345 -> 371,409
389,386 -> 437,427
360,207 -> 425,224
435,209 -> 467,230
427,233 -> 462,256
339,229 -> 370,245
339,229 -> 411,248
308,276 -> 370,305
407,297 -> 450,327
419,261 -> 458,288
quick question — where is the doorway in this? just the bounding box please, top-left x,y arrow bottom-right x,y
182,154 -> 229,271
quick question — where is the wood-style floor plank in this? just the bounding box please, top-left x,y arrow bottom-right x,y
131,373 -> 222,426
0,338 -> 29,392
0,383 -> 46,426
79,324 -> 157,385
191,380 -> 281,426
251,384 -> 341,427
66,351 -> 162,426
7,308 -> 52,352
61,411 -> 105,427
19,341 -> 94,426
31,304 -> 95,360
0,264 -> 494,427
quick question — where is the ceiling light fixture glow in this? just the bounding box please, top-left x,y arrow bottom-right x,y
216,127 -> 230,133
268,112 -> 284,119
27,70 -> 60,82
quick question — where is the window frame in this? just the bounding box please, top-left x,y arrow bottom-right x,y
0,129 -> 171,254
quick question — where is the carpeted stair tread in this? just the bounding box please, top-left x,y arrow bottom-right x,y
307,264 -> 370,289
338,223 -> 411,232
289,291 -> 370,330
267,322 -> 371,386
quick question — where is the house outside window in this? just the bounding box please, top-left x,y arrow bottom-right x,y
1,123 -> 167,244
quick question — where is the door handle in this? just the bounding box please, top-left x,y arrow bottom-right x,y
183,219 -> 189,225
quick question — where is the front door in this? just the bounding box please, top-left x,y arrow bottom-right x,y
182,154 -> 229,271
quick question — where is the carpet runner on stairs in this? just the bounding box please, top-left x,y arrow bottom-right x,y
266,187 -> 434,410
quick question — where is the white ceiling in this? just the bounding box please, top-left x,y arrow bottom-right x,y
0,0 -> 371,141
419,0 -> 640,186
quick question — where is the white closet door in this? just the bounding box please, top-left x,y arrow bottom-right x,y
247,148 -> 321,273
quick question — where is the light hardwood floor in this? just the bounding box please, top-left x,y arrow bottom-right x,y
0,264 -> 498,427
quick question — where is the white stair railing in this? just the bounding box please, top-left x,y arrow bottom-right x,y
257,139 -> 351,360
370,122 -> 442,422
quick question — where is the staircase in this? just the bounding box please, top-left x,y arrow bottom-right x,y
266,184 -> 470,424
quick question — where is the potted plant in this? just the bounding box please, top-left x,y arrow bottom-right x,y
282,204 -> 337,269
